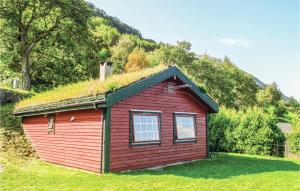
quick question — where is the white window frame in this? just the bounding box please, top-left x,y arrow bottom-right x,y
174,112 -> 197,143
129,110 -> 161,146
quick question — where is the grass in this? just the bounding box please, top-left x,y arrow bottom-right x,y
15,65 -> 167,110
0,103 -> 21,129
0,153 -> 299,191
0,86 -> 32,96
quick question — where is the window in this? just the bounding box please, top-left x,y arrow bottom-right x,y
48,115 -> 55,134
130,110 -> 161,146
174,113 -> 196,143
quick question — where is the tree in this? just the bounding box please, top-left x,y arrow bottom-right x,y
110,34 -> 137,73
286,97 -> 300,114
189,57 -> 258,108
176,40 -> 191,51
125,48 -> 149,72
146,43 -> 195,68
256,83 -> 288,118
89,17 -> 120,48
0,0 -> 92,90
90,4 -> 142,37
257,83 -> 282,107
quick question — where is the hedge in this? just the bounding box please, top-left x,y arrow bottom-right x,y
208,107 -> 285,156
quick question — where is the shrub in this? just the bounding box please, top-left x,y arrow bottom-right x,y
286,131 -> 300,154
1,128 -> 36,158
208,107 -> 240,152
0,103 -> 36,158
125,48 -> 149,72
209,107 -> 285,156
235,107 -> 285,156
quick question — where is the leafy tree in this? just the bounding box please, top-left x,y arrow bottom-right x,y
0,0 -> 92,90
90,4 -> 142,37
28,31 -> 99,91
125,48 -> 149,72
147,43 -> 195,68
257,83 -> 282,107
89,17 -> 120,48
286,97 -> 300,114
98,48 -> 110,61
110,34 -> 137,73
189,57 -> 258,108
256,83 -> 289,119
177,40 -> 192,51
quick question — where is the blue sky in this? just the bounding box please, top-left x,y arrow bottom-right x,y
90,0 -> 300,99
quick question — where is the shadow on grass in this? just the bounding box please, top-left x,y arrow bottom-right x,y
121,154 -> 300,179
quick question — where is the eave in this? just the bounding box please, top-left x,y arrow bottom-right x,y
13,95 -> 106,117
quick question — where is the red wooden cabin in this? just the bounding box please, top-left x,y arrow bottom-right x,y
14,65 -> 218,173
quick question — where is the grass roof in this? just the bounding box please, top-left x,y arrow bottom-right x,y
15,65 -> 167,110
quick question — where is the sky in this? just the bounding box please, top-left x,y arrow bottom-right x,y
90,0 -> 300,99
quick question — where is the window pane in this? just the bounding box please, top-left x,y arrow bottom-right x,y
48,115 -> 55,134
133,113 -> 160,142
176,115 -> 196,139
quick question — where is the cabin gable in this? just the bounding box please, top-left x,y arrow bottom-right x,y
109,78 -> 207,172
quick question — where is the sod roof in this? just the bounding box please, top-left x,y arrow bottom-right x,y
14,65 -> 219,116
15,65 -> 167,110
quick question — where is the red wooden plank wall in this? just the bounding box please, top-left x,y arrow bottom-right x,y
110,79 -> 207,172
23,109 -> 103,172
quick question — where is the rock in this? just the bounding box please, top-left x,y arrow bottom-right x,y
0,88 -> 31,104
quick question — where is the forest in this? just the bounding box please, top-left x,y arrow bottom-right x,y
0,0 -> 299,157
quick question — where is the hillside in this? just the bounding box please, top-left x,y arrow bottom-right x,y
0,0 -> 294,110
252,76 -> 289,101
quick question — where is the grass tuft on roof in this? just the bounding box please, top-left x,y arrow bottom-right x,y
15,65 -> 167,110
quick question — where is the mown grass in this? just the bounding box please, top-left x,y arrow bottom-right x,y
0,153 -> 299,191
15,65 -> 167,110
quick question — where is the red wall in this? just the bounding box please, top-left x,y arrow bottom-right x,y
23,109 -> 103,172
110,79 -> 207,172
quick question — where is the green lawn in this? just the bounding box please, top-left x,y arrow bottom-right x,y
0,153 -> 299,191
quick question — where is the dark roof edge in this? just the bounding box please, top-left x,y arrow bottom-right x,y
13,95 -> 106,117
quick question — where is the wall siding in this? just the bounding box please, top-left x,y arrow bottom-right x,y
23,109 -> 103,172
110,79 -> 207,172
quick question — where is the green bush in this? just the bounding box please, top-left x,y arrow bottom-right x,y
235,107 -> 285,156
286,131 -> 300,154
208,107 -> 240,152
209,107 -> 285,156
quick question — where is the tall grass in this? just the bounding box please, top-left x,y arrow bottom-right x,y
16,65 -> 167,109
